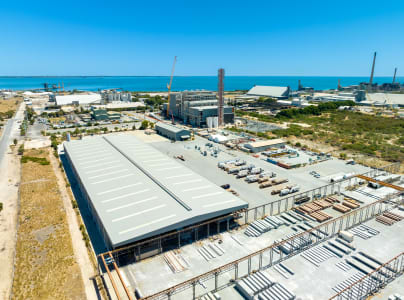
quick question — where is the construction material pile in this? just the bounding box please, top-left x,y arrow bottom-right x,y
376,211 -> 403,226
244,216 -> 285,237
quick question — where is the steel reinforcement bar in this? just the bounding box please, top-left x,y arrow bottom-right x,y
100,162 -> 400,261
141,192 -> 403,300
329,251 -> 404,300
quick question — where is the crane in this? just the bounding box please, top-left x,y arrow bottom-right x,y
166,56 -> 177,118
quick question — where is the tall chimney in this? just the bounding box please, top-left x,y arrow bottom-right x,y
338,79 -> 341,90
393,68 -> 397,84
369,51 -> 377,87
218,68 -> 225,126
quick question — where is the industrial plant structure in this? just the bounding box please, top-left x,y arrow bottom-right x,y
64,135 -> 247,250
155,122 -> 191,141
164,90 -> 234,127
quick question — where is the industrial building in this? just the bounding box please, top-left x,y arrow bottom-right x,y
164,90 -> 235,127
64,135 -> 247,249
155,122 -> 191,141
91,108 -> 121,121
246,86 -> 290,99
101,90 -> 132,103
244,139 -> 286,153
54,93 -> 102,106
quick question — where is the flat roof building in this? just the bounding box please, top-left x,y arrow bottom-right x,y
55,93 -> 102,106
244,139 -> 286,153
155,122 -> 191,141
64,135 -> 247,249
247,86 -> 290,99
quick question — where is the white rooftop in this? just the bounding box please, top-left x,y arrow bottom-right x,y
247,85 -> 289,98
56,93 -> 101,106
64,135 -> 247,248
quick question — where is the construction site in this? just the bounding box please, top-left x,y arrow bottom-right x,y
58,125 -> 404,300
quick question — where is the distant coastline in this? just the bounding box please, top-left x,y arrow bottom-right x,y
0,76 -> 402,92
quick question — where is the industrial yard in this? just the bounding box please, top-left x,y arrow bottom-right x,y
57,128 -> 404,300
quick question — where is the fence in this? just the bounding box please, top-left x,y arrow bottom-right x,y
142,192 -> 403,300
329,251 -> 404,300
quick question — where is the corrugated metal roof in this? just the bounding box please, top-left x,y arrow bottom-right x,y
64,135 -> 247,248
247,86 -> 289,98
245,139 -> 285,148
155,122 -> 188,134
55,94 -> 102,105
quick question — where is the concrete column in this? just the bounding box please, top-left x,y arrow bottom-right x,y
217,221 -> 220,234
214,272 -> 218,291
207,223 -> 210,237
259,253 -> 263,270
226,219 -> 229,231
235,263 -> 238,280
192,282 -> 196,300
248,257 -> 251,274
269,248 -> 273,266
178,232 -> 181,248
254,208 -> 257,220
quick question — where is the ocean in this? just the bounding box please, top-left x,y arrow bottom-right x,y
0,76 -> 402,92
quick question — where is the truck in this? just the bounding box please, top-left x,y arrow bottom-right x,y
235,160 -> 246,166
279,188 -> 290,196
228,167 -> 241,174
245,175 -> 259,183
236,170 -> 249,178
249,167 -> 263,175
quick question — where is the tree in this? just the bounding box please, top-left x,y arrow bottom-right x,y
13,139 -> 17,145
139,120 -> 149,130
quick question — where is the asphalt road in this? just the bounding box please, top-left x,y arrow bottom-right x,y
0,103 -> 25,166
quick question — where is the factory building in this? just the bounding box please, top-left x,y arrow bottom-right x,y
64,135 -> 247,250
91,109 -> 121,121
165,90 -> 235,127
244,139 -> 286,153
54,93 -> 102,106
246,85 -> 290,99
155,122 -> 191,141
101,90 -> 132,103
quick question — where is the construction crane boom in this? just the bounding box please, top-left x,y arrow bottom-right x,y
166,56 -> 177,118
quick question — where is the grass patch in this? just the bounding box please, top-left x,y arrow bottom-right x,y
21,156 -> 50,165
12,149 -> 85,299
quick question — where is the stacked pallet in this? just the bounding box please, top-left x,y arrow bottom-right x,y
313,199 -> 332,209
333,203 -> 351,213
376,212 -> 403,226
298,202 -> 323,214
342,201 -> 359,209
325,196 -> 340,203
310,211 -> 332,222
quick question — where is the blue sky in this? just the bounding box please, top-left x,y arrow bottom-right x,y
1,0 -> 404,76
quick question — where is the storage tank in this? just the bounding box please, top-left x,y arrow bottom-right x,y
66,132 -> 71,142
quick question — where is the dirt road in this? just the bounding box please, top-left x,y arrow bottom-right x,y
49,150 -> 99,300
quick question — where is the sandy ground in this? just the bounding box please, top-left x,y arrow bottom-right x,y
49,150 -> 99,300
0,147 -> 21,299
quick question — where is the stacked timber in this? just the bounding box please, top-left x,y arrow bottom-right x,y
310,211 -> 332,222
299,202 -> 323,214
376,211 -> 403,226
342,201 -> 359,209
333,204 -> 351,213
313,199 -> 332,209
326,196 -> 340,203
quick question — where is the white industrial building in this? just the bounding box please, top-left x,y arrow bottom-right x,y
244,139 -> 286,153
246,86 -> 290,99
364,93 -> 404,107
64,135 -> 247,249
55,93 -> 102,106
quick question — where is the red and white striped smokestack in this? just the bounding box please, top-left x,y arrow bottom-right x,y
218,68 -> 224,126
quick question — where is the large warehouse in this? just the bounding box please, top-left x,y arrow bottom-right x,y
155,122 -> 191,141
64,135 -> 247,249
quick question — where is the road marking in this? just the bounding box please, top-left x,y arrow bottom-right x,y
160,166 -> 182,171
80,157 -> 113,165
112,204 -> 166,222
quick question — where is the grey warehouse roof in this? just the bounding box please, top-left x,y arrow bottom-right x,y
64,135 -> 247,248
155,122 -> 189,134
247,85 -> 289,98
